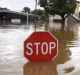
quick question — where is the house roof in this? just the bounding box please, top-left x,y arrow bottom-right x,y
76,0 -> 80,3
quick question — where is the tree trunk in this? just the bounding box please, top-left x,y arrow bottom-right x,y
61,17 -> 65,30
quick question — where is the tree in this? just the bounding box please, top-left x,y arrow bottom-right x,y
39,0 -> 48,13
31,9 -> 48,21
22,7 -> 30,13
31,9 -> 43,16
39,0 -> 77,29
0,7 -> 9,11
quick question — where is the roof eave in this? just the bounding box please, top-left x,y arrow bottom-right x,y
76,1 -> 80,3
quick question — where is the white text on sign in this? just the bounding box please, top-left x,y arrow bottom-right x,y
26,42 -> 56,55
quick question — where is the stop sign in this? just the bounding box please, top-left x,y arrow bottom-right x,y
24,32 -> 58,62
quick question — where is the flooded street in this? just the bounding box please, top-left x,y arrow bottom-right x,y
0,22 -> 80,75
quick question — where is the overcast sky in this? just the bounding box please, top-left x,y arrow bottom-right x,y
0,0 -> 79,12
0,0 -> 42,11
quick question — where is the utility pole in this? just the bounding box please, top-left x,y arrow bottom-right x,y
34,0 -> 37,31
35,0 -> 37,22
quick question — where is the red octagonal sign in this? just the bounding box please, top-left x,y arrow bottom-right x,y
24,32 -> 58,62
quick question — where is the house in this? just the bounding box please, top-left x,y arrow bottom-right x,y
75,0 -> 80,16
49,0 -> 80,22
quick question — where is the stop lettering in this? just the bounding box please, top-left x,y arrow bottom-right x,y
24,32 -> 58,62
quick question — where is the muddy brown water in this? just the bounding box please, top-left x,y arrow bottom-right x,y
0,22 -> 80,75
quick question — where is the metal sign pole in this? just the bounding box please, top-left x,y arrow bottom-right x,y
27,13 -> 29,27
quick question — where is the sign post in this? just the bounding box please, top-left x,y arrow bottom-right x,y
24,32 -> 58,62
27,13 -> 28,27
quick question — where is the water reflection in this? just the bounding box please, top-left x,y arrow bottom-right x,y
50,28 -> 77,74
51,30 -> 75,63
31,22 -> 49,31
23,61 -> 58,75
64,67 -> 75,73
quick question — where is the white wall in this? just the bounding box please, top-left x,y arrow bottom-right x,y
75,3 -> 80,15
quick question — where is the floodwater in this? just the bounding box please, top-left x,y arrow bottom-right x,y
0,21 -> 80,75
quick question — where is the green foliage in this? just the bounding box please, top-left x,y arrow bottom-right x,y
31,9 -> 43,16
39,0 -> 77,19
0,7 -> 9,11
50,0 -> 76,17
39,0 -> 48,7
39,0 -> 77,29
22,7 -> 30,13
31,9 -> 48,21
